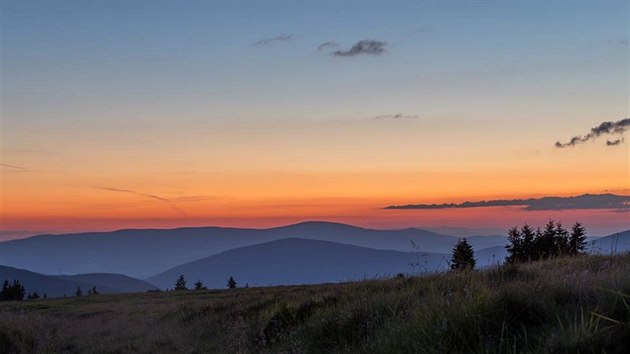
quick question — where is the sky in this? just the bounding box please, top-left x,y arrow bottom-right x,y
1,0 -> 629,238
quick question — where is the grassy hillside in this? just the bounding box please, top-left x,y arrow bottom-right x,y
1,254 -> 629,353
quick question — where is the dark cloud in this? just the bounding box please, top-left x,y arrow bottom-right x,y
0,163 -> 29,170
374,114 -> 419,119
606,139 -> 624,146
555,118 -> 630,148
384,194 -> 630,211
318,41 -> 338,51
333,40 -> 386,57
253,33 -> 293,46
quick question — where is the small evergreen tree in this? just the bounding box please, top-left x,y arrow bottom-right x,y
505,227 -> 523,263
451,238 -> 476,271
1,280 -> 9,301
536,220 -> 557,259
194,281 -> 205,290
227,276 -> 237,289
75,286 -> 83,297
175,274 -> 187,290
91,286 -> 99,295
520,224 -> 537,261
0,280 -> 25,301
555,222 -> 570,256
569,222 -> 587,255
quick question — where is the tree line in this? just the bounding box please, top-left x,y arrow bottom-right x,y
0,280 -> 98,301
172,274 -> 240,291
450,220 -> 588,272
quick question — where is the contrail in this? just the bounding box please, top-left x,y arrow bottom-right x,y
95,187 -> 188,216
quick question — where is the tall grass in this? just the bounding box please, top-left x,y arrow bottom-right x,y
1,253 -> 629,353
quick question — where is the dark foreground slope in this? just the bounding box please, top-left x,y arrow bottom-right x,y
1,253 -> 629,353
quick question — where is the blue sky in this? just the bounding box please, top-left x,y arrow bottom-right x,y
3,0 -> 627,125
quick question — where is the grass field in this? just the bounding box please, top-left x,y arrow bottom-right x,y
1,253 -> 629,353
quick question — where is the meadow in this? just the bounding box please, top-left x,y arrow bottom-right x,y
1,253 -> 629,353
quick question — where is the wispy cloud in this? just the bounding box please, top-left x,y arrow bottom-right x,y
93,187 -> 211,216
333,40 -> 386,57
374,113 -> 419,120
555,118 -> 630,148
384,194 -> 630,211
317,41 -> 339,51
253,33 -> 293,46
0,163 -> 29,171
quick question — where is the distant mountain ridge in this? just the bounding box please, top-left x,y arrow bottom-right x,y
0,265 -> 156,298
0,221 -> 508,277
1,222 -> 626,281
148,238 -> 453,289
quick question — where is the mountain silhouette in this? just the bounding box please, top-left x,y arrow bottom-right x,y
0,265 -> 156,298
148,238 -> 452,289
0,221 -> 506,277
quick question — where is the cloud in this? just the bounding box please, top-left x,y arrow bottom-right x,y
606,139 -> 624,146
318,41 -> 339,51
0,163 -> 29,171
555,118 -> 630,148
253,33 -> 293,46
94,187 -> 197,216
333,40 -> 386,57
375,113 -> 419,119
384,194 -> 630,211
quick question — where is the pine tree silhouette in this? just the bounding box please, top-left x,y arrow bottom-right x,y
175,274 -> 188,290
569,222 -> 587,255
451,238 -> 476,271
194,280 -> 205,290
227,276 -> 237,289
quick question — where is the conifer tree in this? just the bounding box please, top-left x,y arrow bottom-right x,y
536,220 -> 557,259
175,274 -> 188,290
194,281 -> 205,290
451,238 -> 476,271
520,224 -> 537,261
0,280 -> 26,301
555,222 -> 570,256
227,276 -> 237,289
569,222 -> 587,255
91,286 -> 99,295
505,227 -> 523,263
75,286 -> 83,297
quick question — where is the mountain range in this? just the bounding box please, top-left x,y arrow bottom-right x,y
0,222 -> 628,295
0,222 -> 507,278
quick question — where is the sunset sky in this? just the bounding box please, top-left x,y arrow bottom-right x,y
1,0 -> 628,237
